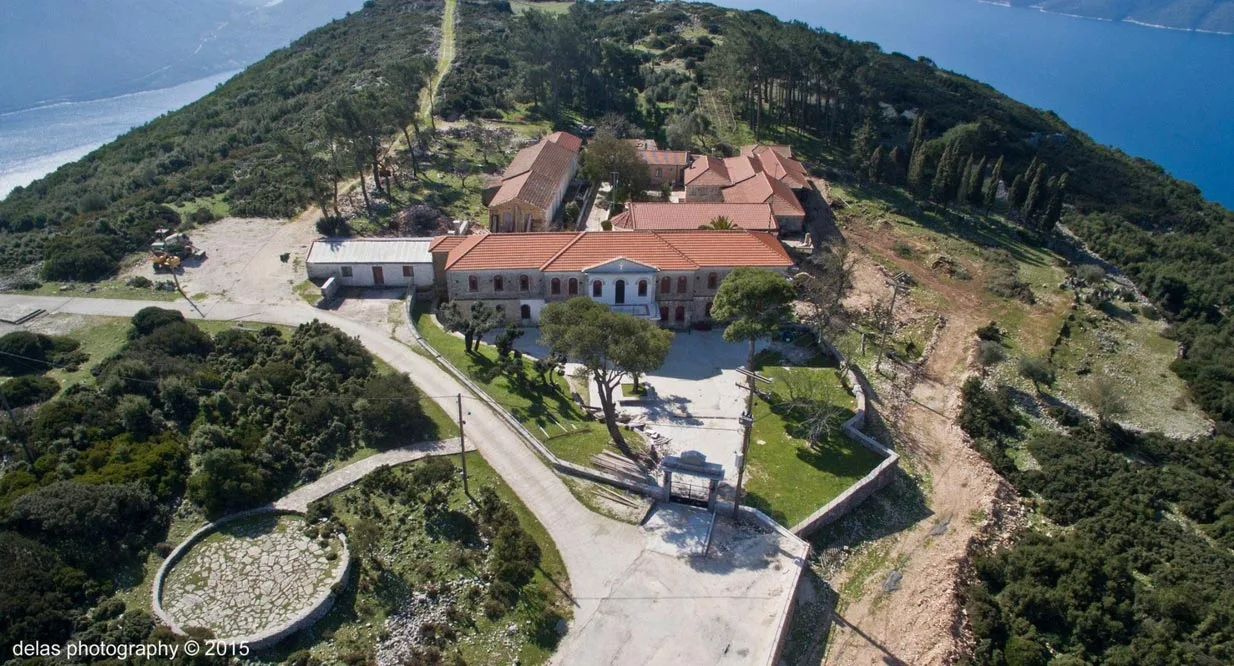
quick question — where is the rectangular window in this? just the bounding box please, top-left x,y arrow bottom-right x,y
340,266 -> 353,277
402,265 -> 412,277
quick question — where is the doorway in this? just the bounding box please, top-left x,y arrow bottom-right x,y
615,279 -> 626,304
372,266 -> 384,285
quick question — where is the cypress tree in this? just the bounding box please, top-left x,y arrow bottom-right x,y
930,140 -> 956,206
958,154 -> 975,205
888,146 -> 906,184
869,146 -> 885,184
907,112 -> 926,159
852,119 -> 878,176
983,156 -> 1004,214
908,139 -> 928,200
1042,173 -> 1067,231
1023,165 -> 1048,223
1008,172 -> 1028,211
967,156 -> 987,206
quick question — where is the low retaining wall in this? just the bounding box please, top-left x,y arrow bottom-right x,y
151,507 -> 352,650
790,335 -> 901,537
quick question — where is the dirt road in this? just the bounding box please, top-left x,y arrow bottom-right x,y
822,231 -> 1010,665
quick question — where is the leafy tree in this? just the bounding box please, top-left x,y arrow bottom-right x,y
1023,163 -> 1048,224
850,119 -> 878,176
907,112 -> 926,156
355,373 -> 428,447
188,448 -> 268,517
0,531 -> 92,649
387,59 -> 432,177
1008,172 -> 1028,211
930,139 -> 962,208
130,307 -> 185,338
438,301 -> 500,353
539,298 -> 673,450
0,331 -> 51,375
495,325 -> 525,360
887,145 -> 906,185
1017,355 -> 1055,394
8,481 -> 159,573
580,133 -> 650,201
712,267 -> 796,372
966,155 -> 986,206
1078,375 -> 1127,425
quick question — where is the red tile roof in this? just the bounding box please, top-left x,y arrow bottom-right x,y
445,232 -> 577,270
639,150 -> 690,166
491,139 -> 578,209
444,230 -> 792,272
722,172 -> 805,218
428,235 -> 468,253
610,202 -> 777,231
722,156 -> 763,185
684,156 -> 730,186
741,144 -> 810,189
546,131 -> 583,152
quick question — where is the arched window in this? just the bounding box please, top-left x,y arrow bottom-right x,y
568,278 -> 579,295
675,306 -> 685,323
468,275 -> 478,292
638,280 -> 648,297
494,275 -> 504,292
519,274 -> 529,292
520,304 -> 531,320
659,306 -> 669,321
551,278 -> 561,295
705,301 -> 713,318
707,272 -> 718,289
677,276 -> 688,294
660,277 -> 671,294
592,280 -> 603,297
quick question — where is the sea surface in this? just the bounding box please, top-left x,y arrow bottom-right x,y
714,0 -> 1234,209
0,71 -> 237,200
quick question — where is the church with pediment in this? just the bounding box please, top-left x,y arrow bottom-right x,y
428,230 -> 794,328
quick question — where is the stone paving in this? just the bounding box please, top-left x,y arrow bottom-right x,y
161,514 -> 345,639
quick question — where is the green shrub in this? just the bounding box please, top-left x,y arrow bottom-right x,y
1,375 -> 59,406
129,307 -> 185,338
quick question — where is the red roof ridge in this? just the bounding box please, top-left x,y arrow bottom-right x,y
537,231 -> 588,270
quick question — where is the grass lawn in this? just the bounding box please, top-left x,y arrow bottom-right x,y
742,366 -> 883,527
25,279 -> 180,301
41,316 -> 129,388
273,454 -> 570,665
294,279 -> 322,306
413,306 -> 615,466
620,382 -> 646,397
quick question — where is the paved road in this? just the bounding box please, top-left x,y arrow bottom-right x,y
273,439 -> 472,512
1,294 -> 803,666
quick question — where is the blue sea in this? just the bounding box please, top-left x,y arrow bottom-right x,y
714,0 -> 1234,209
0,71 -> 237,200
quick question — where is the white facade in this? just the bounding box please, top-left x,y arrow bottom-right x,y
306,238 -> 435,288
580,258 -> 658,319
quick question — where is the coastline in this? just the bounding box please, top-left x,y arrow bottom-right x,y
976,0 -> 1234,36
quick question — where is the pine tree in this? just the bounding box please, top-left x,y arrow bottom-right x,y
1008,172 -> 1028,211
888,146 -> 906,185
908,139 -> 928,200
869,146 -> 885,184
1023,165 -> 1048,223
967,156 -> 987,206
852,119 -> 878,177
1042,173 -> 1067,231
983,156 -> 1003,214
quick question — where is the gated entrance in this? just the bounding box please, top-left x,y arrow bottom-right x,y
660,450 -> 725,511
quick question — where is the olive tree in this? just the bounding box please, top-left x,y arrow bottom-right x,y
539,297 -> 672,451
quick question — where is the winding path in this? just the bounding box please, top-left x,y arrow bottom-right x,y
273,438 -> 472,512
2,293 -> 803,666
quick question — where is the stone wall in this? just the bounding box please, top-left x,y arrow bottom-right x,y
151,507 -> 352,650
789,335 -> 902,537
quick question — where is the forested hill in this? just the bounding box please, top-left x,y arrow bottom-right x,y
1005,0 -> 1234,34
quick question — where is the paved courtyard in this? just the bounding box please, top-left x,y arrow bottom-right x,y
161,513 -> 346,640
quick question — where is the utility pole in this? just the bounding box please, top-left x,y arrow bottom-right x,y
874,272 -> 912,374
731,366 -> 772,519
457,393 -> 469,497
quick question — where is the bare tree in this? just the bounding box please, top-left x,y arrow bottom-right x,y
796,245 -> 855,339
774,369 -> 844,447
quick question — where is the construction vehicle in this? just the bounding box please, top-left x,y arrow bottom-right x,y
150,229 -> 205,271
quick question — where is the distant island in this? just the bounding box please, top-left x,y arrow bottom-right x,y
994,0 -> 1234,34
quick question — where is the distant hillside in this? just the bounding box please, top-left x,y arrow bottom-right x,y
1005,0 -> 1234,33
0,0 -> 366,112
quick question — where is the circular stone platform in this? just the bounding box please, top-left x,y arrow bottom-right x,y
158,513 -> 348,642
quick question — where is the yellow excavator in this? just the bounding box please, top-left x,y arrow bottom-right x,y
150,229 -> 204,272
